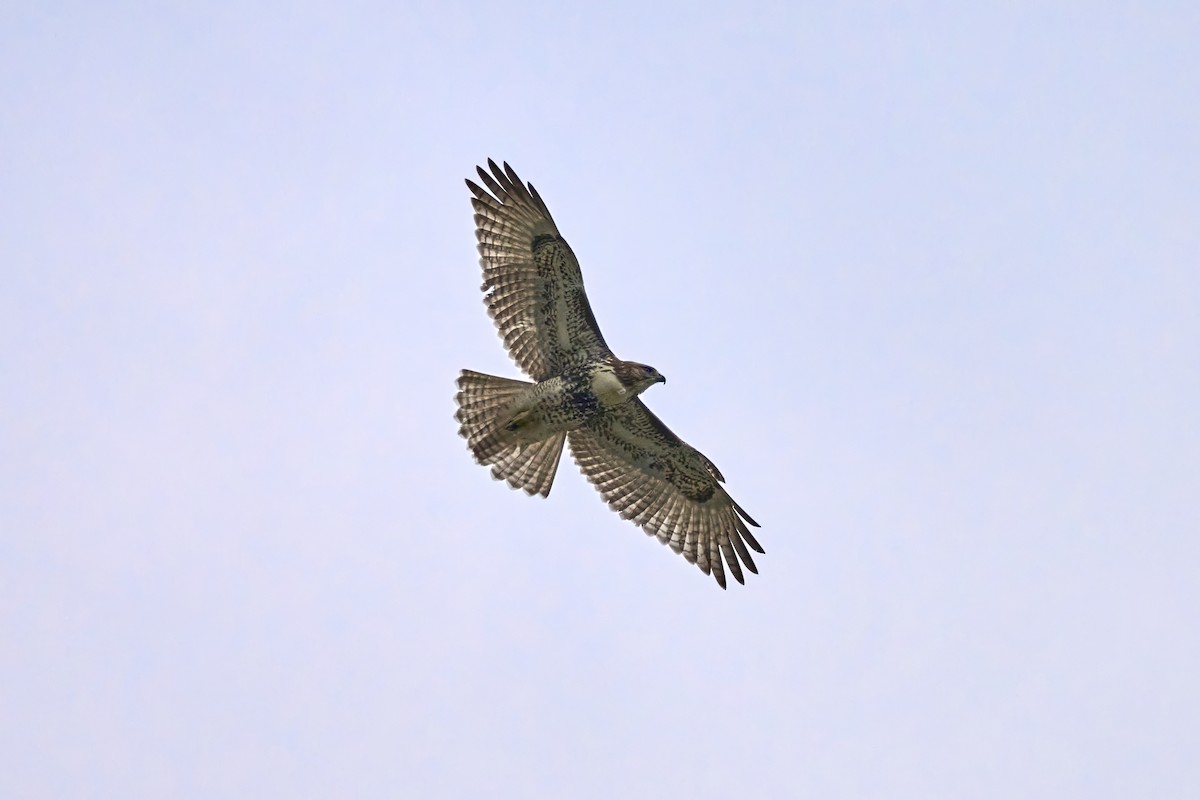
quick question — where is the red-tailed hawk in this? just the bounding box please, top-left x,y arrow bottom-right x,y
455,160 -> 763,588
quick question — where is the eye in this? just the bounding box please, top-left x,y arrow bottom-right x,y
643,365 -> 654,374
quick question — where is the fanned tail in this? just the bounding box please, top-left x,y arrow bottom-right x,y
454,370 -> 565,497
484,432 -> 567,498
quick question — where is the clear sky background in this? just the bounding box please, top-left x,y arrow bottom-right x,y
2,3 -> 1197,798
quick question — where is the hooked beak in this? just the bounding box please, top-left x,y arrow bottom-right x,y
656,374 -> 667,385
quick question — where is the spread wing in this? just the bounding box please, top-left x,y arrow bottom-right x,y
466,160 -> 613,381
567,399 -> 763,589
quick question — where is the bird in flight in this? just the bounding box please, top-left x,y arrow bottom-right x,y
455,160 -> 763,588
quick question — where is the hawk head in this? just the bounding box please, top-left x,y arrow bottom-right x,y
614,360 -> 666,394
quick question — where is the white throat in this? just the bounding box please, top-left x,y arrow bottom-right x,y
590,365 -> 630,407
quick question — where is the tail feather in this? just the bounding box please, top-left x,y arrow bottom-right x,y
487,432 -> 566,497
455,369 -> 565,497
455,369 -> 530,460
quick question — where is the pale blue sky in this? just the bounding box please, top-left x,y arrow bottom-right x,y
2,3 -> 1198,798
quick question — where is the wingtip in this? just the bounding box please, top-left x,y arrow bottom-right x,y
502,162 -> 527,195
465,178 -> 487,201
733,499 -> 760,528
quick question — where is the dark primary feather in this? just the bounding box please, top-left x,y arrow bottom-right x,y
466,160 -> 613,381
567,398 -> 762,589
